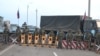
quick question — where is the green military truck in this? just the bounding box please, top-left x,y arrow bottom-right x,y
40,15 -> 97,41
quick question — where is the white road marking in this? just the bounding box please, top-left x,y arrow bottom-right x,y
53,52 -> 58,56
0,44 -> 15,56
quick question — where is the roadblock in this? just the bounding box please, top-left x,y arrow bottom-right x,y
48,35 -> 53,45
21,34 -> 25,44
62,40 -> 88,50
27,34 -> 32,44
34,34 -> 40,46
18,33 -> 99,54
41,34 -> 46,45
17,29 -> 100,55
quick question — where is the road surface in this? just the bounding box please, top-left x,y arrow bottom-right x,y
0,44 -> 99,56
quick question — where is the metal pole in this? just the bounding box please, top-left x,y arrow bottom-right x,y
27,5 -> 29,25
18,19 -> 19,26
88,0 -> 91,17
36,9 -> 37,28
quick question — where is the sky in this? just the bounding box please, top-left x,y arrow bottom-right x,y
0,0 -> 100,27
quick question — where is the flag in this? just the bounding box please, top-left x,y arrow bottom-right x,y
81,12 -> 86,33
83,12 -> 86,20
17,9 -> 20,19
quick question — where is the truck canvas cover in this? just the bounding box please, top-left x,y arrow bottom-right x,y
40,16 -> 82,32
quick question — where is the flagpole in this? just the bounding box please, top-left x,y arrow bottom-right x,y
88,0 -> 91,17
17,9 -> 20,26
18,19 -> 19,26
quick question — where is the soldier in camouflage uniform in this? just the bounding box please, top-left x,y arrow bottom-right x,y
23,26 -> 29,44
66,30 -> 73,49
3,24 -> 9,44
16,26 -> 21,43
95,32 -> 100,53
96,33 -> 100,46
57,30 -> 64,49
75,31 -> 83,49
84,32 -> 92,50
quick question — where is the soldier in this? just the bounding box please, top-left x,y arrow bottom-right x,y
75,31 -> 82,49
22,22 -> 27,27
16,26 -> 21,43
84,32 -> 92,50
23,26 -> 29,44
90,29 -> 96,45
57,30 -> 64,49
95,32 -> 100,53
3,24 -> 9,44
66,30 -> 73,49
67,30 -> 73,41
96,33 -> 100,45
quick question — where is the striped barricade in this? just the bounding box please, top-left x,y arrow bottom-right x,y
62,40 -> 68,49
62,40 -> 88,50
71,41 -> 77,49
62,40 -> 77,49
80,41 -> 88,50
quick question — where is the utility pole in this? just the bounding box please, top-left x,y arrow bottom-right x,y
88,0 -> 91,17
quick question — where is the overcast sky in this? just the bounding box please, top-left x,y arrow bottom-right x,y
0,0 -> 100,27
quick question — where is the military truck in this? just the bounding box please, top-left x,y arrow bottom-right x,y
40,15 -> 97,40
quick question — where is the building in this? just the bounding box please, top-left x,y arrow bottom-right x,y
0,16 -> 3,27
0,16 -> 3,33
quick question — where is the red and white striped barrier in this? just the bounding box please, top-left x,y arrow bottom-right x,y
71,41 -> 77,49
62,40 -> 88,50
62,40 -> 68,48
76,42 -> 81,49
80,42 -> 87,49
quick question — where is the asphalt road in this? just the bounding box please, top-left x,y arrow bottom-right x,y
0,44 -> 100,56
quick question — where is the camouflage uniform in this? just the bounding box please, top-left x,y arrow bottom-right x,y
84,32 -> 92,50
67,30 -> 73,42
96,33 -> 100,45
3,26 -> 9,44
66,30 -> 73,49
23,26 -> 29,44
16,26 -> 21,43
57,31 -> 64,48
